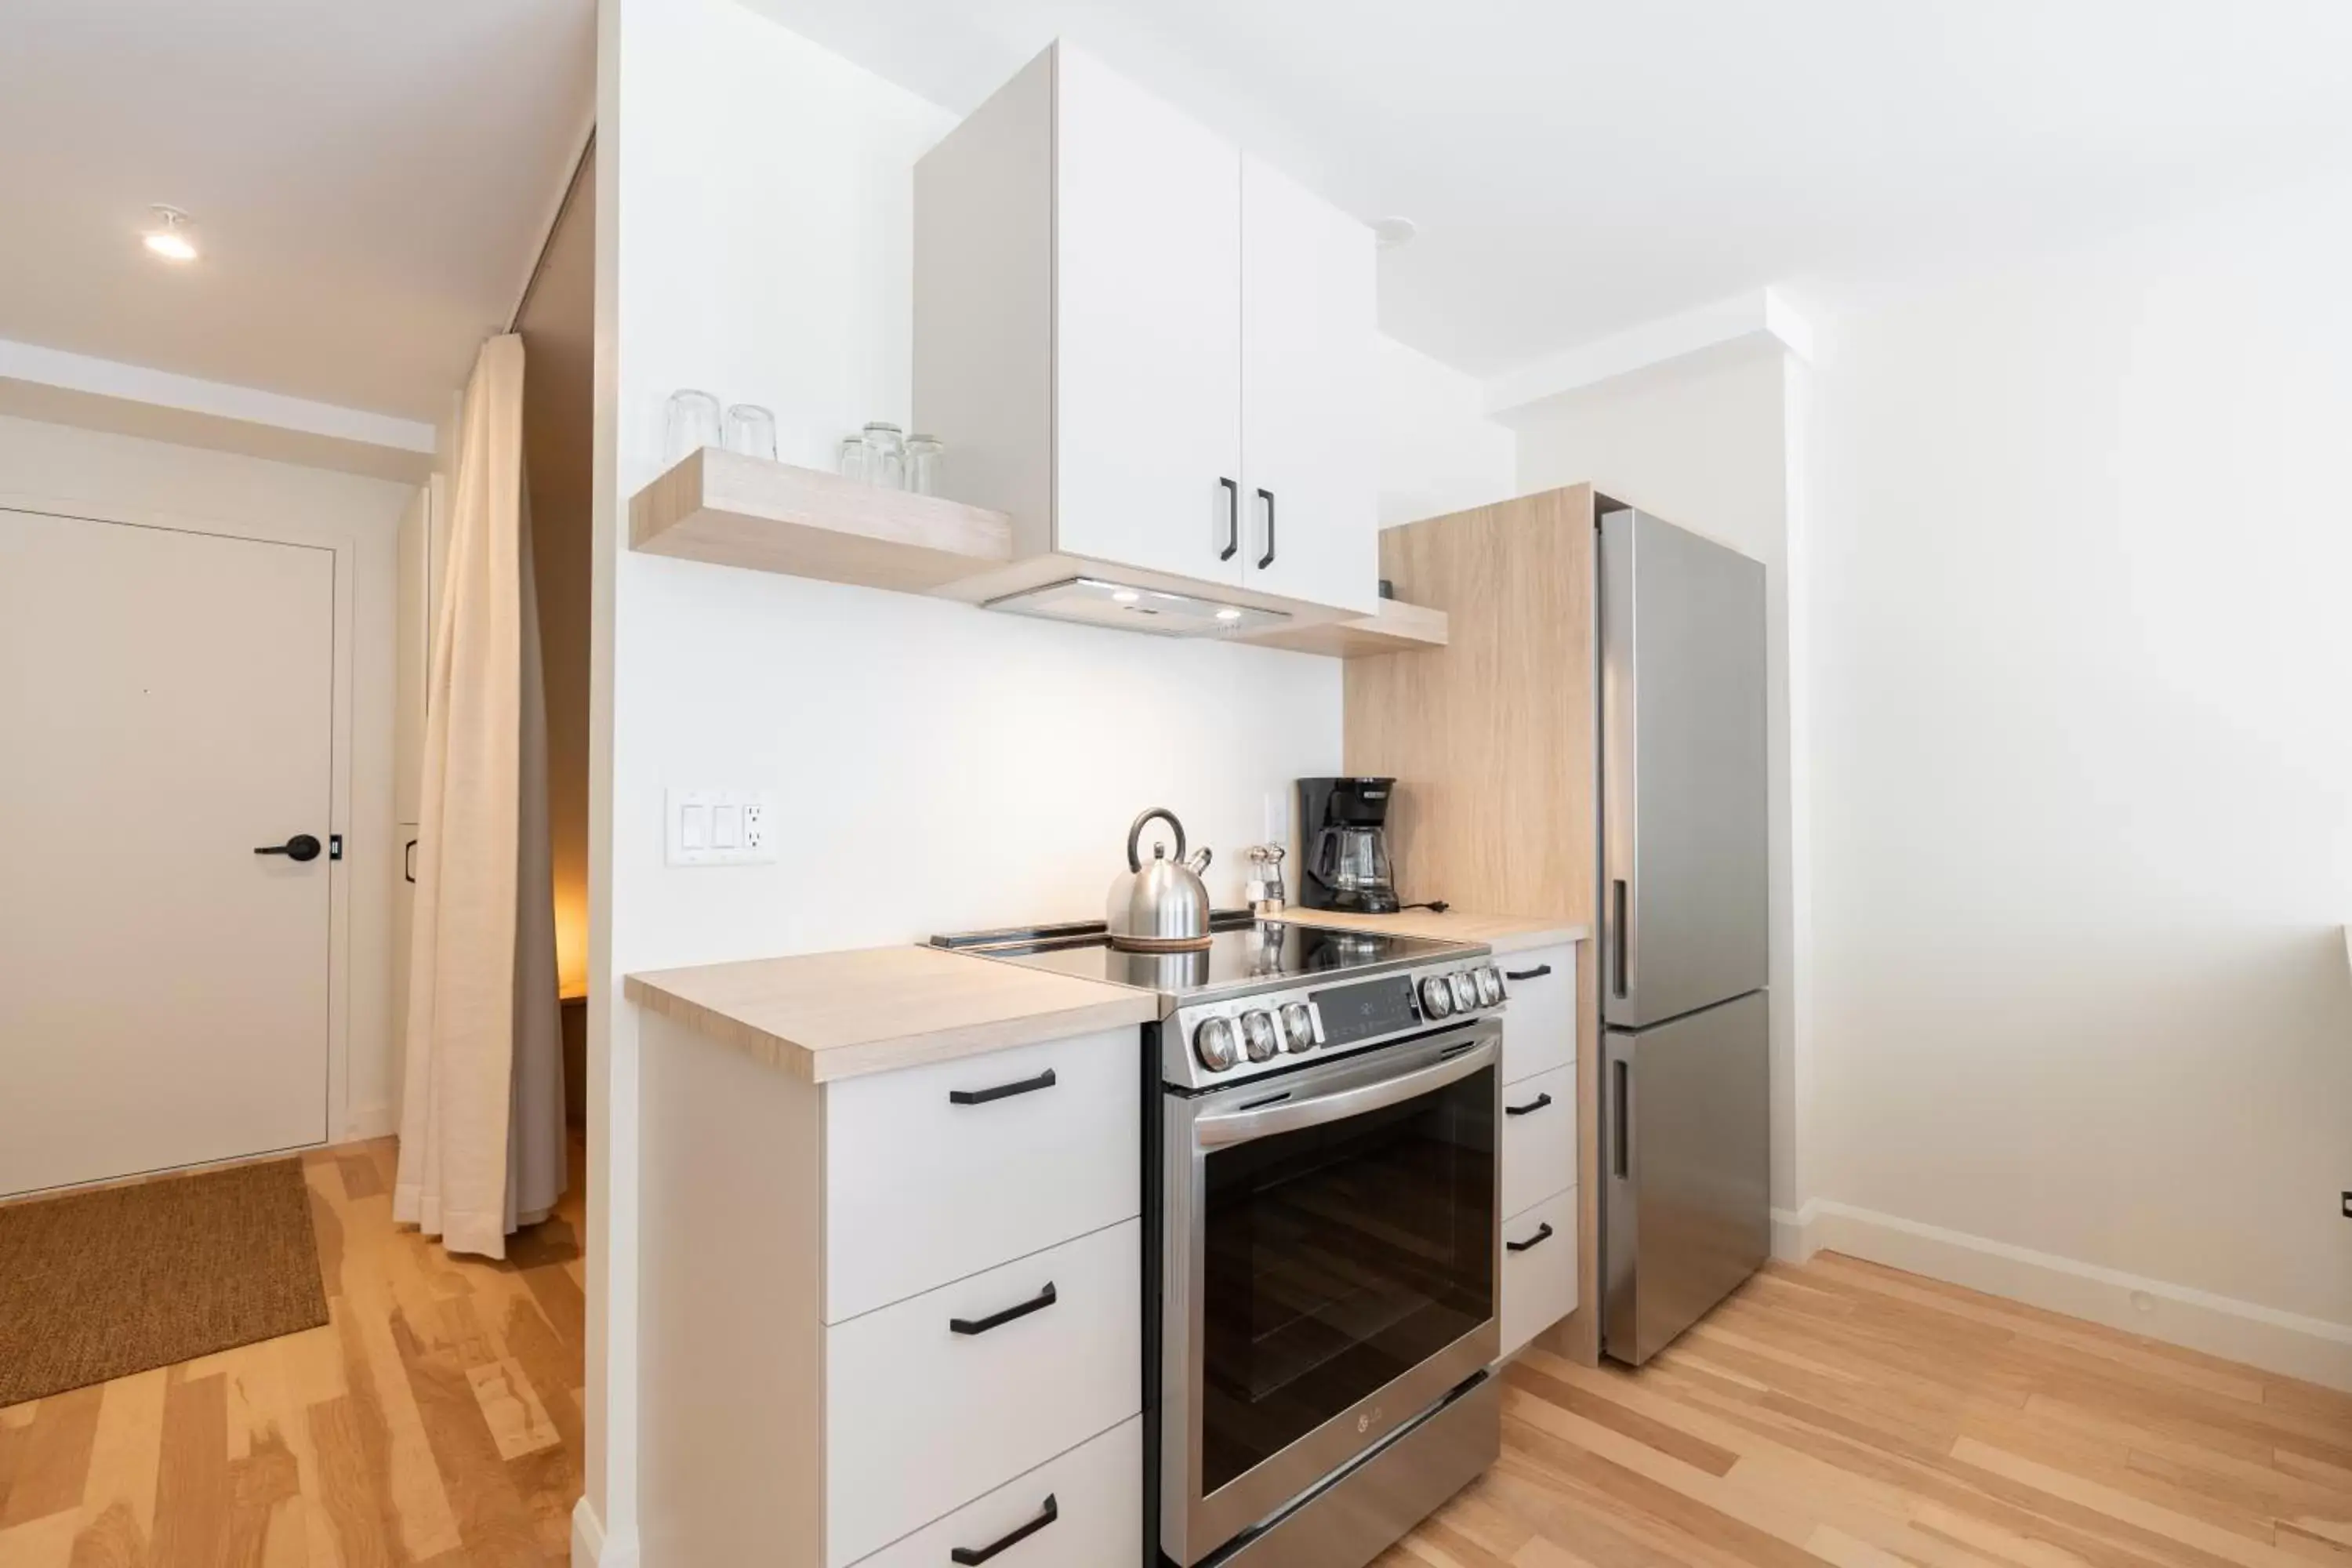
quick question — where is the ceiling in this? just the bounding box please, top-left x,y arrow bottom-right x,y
743,0 -> 2352,380
0,0 -> 593,421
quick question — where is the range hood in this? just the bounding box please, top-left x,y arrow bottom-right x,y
983,576 -> 1292,637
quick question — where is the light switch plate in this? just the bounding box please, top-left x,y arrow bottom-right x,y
666,789 -> 779,866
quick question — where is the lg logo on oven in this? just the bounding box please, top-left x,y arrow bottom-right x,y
1356,1406 -> 1383,1434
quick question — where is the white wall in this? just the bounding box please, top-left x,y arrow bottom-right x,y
1803,173 -> 2352,1382
589,5 -> 1513,1554
1508,346 -> 1813,1236
1377,335 -> 1518,525
0,413 -> 411,1139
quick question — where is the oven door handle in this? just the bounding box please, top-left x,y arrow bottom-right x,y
1194,1037 -> 1497,1149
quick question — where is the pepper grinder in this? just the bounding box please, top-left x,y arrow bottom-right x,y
1245,844 -> 1288,916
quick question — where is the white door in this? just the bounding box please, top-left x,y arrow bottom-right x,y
1053,44 -> 1243,583
0,510 -> 335,1196
1240,154 -> 1380,613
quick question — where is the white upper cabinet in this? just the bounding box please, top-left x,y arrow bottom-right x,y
916,42 -> 1377,615
1054,47 -> 1244,585
1240,154 -> 1379,612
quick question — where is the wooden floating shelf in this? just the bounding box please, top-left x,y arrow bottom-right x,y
1238,596 -> 1448,658
628,447 -> 1014,593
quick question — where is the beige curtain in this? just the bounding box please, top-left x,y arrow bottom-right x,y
395,333 -> 567,1259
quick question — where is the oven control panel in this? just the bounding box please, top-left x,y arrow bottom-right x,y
1169,958 -> 1508,1087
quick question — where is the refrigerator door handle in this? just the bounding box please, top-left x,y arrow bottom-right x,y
1610,878 -> 1632,1000
1611,1054 -> 1632,1179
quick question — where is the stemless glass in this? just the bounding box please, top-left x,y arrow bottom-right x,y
838,434 -> 870,484
862,422 -> 906,490
905,434 -> 943,496
724,404 -> 777,462
664,390 -> 722,464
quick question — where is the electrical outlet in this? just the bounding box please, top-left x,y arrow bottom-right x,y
666,789 -> 779,866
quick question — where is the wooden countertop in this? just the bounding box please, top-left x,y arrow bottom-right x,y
1279,908 -> 1589,955
624,945 -> 1161,1083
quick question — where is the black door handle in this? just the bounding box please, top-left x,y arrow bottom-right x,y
1219,477 -> 1240,561
255,834 -> 323,863
1256,487 -> 1276,569
950,1281 -> 1057,1336
1505,1092 -> 1554,1117
949,1068 -> 1056,1107
404,839 -> 418,884
1508,1221 -> 1555,1254
1504,963 -> 1552,982
951,1495 -> 1058,1564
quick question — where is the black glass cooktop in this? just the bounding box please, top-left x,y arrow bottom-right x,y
931,914 -> 1472,1000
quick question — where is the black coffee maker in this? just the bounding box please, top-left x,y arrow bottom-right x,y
1297,777 -> 1400,913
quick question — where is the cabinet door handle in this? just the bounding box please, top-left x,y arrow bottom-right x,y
949,1281 -> 1057,1337
1219,477 -> 1240,561
1504,963 -> 1552,982
948,1067 -> 1056,1107
1256,486 -> 1276,569
1507,1221 -> 1555,1254
404,838 -> 418,884
950,1495 -> 1058,1564
1504,1091 -> 1553,1117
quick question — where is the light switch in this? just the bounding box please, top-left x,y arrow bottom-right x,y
666,788 -> 782,866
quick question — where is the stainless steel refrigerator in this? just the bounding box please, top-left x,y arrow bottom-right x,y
1598,506 -> 1771,1366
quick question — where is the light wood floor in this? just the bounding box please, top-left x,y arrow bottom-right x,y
0,1138 -> 586,1568
1385,1254 -> 2352,1568
6,1153 -> 2346,1568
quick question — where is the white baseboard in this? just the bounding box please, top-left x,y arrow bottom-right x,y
1801,1198 -> 2352,1392
343,1101 -> 397,1141
573,1499 -> 637,1568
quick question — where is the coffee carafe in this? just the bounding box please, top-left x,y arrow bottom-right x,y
1297,777 -> 1401,913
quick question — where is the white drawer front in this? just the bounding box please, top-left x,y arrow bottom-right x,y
1500,1064 -> 1574,1219
1499,943 -> 1575,1084
848,1416 -> 1140,1568
826,1218 -> 1142,1567
826,1026 -> 1140,1322
1499,1188 -> 1578,1359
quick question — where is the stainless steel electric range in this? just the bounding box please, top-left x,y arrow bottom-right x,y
934,913 -> 1508,1568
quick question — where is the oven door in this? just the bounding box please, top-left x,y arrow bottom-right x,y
1160,1020 -> 1501,1565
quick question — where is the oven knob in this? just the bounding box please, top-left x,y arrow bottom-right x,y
1279,1001 -> 1316,1053
1240,1010 -> 1280,1062
1450,971 -> 1479,1012
1419,975 -> 1454,1018
1475,965 -> 1504,1007
1194,1017 -> 1242,1073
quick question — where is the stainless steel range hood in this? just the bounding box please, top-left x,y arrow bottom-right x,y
982,576 -> 1292,637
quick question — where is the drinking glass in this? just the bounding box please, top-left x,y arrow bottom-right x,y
906,434 -> 943,496
838,435 -> 870,484
724,404 -> 777,462
862,422 -> 906,490
664,390 -> 722,464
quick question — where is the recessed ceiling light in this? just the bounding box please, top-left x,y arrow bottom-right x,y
142,205 -> 198,262
1371,216 -> 1418,250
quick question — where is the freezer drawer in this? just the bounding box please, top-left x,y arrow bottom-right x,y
1599,508 -> 1769,1029
1601,991 -> 1769,1365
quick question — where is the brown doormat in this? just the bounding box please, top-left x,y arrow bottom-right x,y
0,1158 -> 329,1407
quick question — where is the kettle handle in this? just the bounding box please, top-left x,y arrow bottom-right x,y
1127,808 -> 1186,872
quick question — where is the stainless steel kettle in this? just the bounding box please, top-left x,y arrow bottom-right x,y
1106,808 -> 1213,951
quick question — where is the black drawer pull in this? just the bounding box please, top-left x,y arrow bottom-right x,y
1504,1091 -> 1554,1117
950,1281 -> 1057,1336
949,1068 -> 1057,1106
1504,963 -> 1553,982
1507,1222 -> 1555,1254
951,1494 -> 1058,1564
